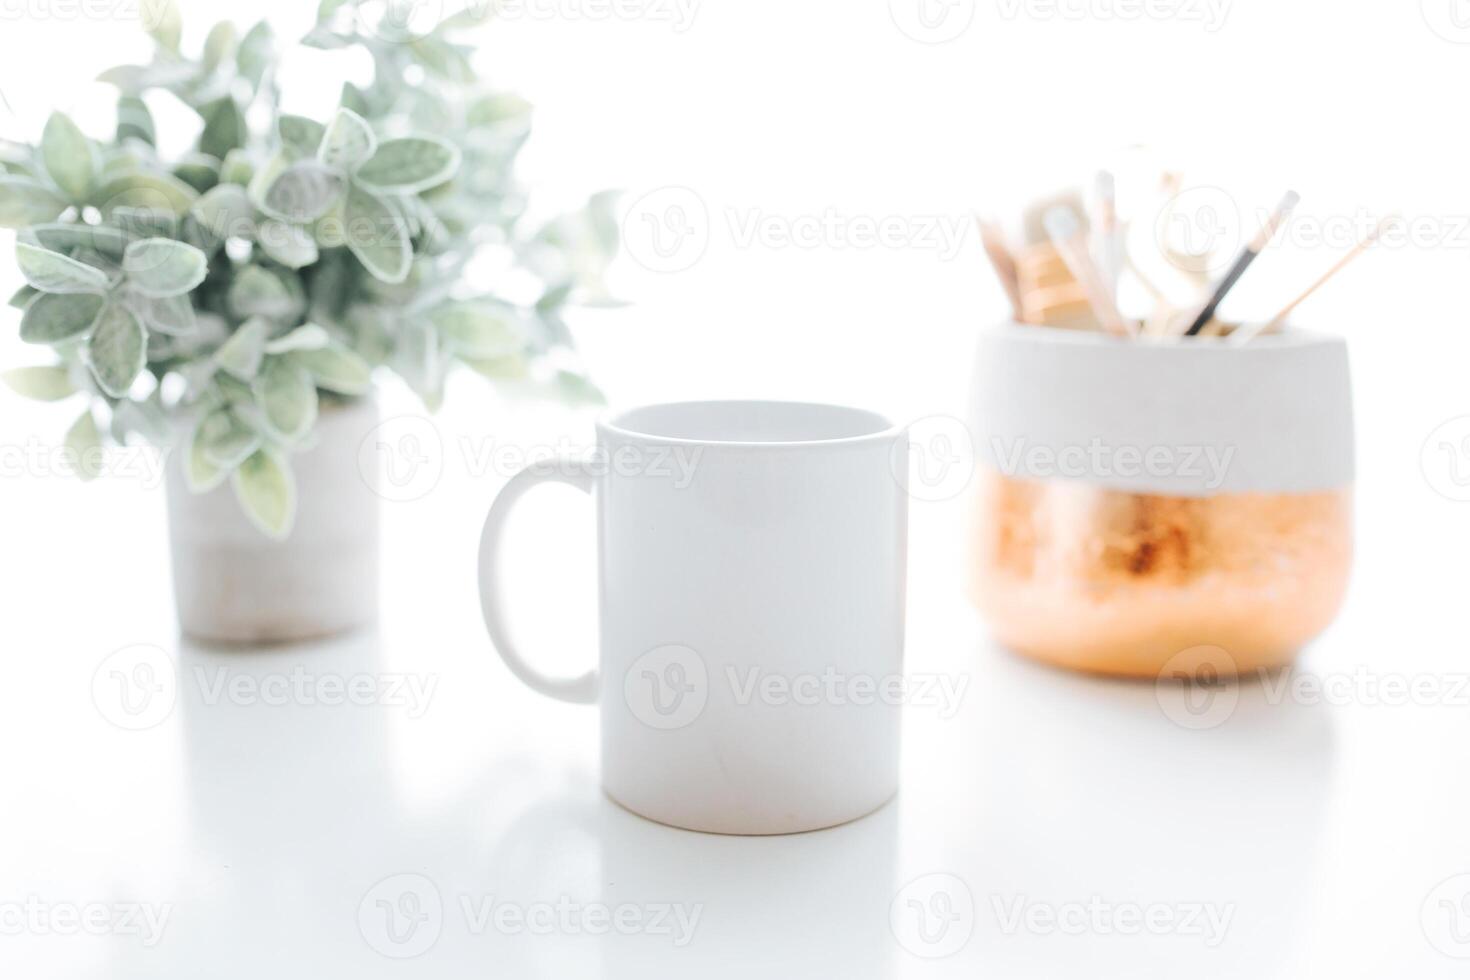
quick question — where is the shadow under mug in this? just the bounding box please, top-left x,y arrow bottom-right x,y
477,400 -> 909,835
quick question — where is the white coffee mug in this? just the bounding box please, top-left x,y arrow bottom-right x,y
478,400 -> 908,835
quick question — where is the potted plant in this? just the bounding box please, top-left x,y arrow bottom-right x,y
0,2 -> 619,642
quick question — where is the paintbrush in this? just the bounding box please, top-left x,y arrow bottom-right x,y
1180,190 -> 1299,337
1093,170 -> 1123,299
1043,205 -> 1132,336
1231,215 -> 1394,344
976,215 -> 1024,318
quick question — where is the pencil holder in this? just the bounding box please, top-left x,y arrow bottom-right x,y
967,322 -> 1354,678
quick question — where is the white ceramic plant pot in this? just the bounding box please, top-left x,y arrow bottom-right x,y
967,322 -> 1355,678
166,397 -> 381,644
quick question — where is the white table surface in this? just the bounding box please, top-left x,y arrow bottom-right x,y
3,349 -> 1470,980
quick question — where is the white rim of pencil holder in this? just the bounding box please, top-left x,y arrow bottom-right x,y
969,321 -> 1354,497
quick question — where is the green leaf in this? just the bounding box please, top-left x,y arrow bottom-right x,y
291,343 -> 371,394
256,218 -> 318,268
116,96 -> 156,146
198,98 -> 247,161
196,406 -> 260,470
232,449 -> 295,538
172,154 -> 220,194
111,396 -> 169,445
1,366 -> 77,401
339,81 -> 369,117
141,0 -> 182,51
238,20 -> 276,91
409,37 -> 474,83
125,290 -> 196,336
264,323 -> 330,354
122,238 -> 208,297
278,115 -> 326,159
555,369 -> 606,406
215,316 -> 271,380
9,285 -> 39,310
393,319 -> 445,411
191,182 -> 255,242
354,137 -> 460,194
317,0 -> 352,20
185,427 -> 225,491
236,22 -> 275,93
342,182 -> 410,284
302,26 -> 353,50
254,357 -> 318,440
202,21 -> 237,74
112,206 -> 178,239
30,223 -> 128,259
65,410 -> 104,481
42,112 -> 95,203
260,160 -> 344,223
318,108 -> 376,170
467,93 -> 532,127
228,265 -> 300,320
20,292 -> 105,344
430,302 -> 521,358
16,243 -> 110,294
95,171 -> 198,216
85,303 -> 147,397
0,175 -> 67,228
219,149 -> 253,186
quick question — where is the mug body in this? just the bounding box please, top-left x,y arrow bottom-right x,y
968,323 -> 1355,678
595,401 -> 908,834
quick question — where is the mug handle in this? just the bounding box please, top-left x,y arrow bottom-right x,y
477,455 -> 599,704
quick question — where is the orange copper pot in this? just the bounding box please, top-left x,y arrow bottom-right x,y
967,323 -> 1355,678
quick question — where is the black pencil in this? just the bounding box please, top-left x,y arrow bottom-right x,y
1181,191 -> 1299,337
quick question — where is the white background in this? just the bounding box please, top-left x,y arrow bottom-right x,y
2,1 -> 1470,977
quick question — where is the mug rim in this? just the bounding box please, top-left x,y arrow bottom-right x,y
597,399 -> 904,448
